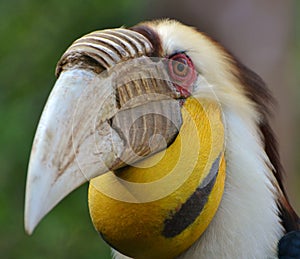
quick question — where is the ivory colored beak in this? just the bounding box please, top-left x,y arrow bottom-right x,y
24,68 -> 123,234
24,27 -> 183,235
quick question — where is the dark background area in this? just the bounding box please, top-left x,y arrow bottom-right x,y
0,1 -> 298,258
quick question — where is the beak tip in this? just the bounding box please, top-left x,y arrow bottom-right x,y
24,196 -> 41,235
24,212 -> 37,235
24,171 -> 51,236
24,224 -> 34,235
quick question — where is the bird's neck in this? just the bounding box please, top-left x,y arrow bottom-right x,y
112,102 -> 285,259
180,107 -> 284,259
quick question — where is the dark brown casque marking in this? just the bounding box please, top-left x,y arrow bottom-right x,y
130,24 -> 163,57
162,155 -> 221,238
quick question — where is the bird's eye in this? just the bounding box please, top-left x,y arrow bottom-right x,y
168,53 -> 196,97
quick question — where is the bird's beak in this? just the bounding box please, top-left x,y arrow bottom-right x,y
24,29 -> 183,234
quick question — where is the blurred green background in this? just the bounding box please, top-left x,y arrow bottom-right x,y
0,1 -> 299,258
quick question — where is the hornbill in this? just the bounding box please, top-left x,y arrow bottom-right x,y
25,20 -> 300,258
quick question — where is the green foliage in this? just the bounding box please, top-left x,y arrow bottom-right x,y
0,0 -> 144,258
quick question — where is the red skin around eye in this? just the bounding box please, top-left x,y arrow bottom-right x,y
176,85 -> 192,98
168,53 -> 196,98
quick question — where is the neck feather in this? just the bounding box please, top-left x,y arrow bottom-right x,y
112,106 -> 284,259
179,106 -> 284,259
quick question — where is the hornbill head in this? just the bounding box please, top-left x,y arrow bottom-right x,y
25,20 -> 299,258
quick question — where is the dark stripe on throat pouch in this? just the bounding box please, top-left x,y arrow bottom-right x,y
162,155 -> 221,238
